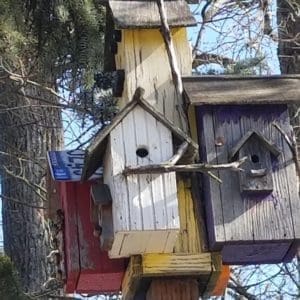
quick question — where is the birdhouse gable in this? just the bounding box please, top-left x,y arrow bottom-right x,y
81,88 -> 199,258
229,130 -> 281,161
82,88 -> 198,181
230,131 -> 281,195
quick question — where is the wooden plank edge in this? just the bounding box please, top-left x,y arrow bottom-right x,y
142,253 -> 212,277
122,253 -> 226,299
122,256 -> 143,300
203,253 -> 230,297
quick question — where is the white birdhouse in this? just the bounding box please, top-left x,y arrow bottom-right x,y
82,88 -> 197,258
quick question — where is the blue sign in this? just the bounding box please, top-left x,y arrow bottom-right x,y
47,149 -> 102,181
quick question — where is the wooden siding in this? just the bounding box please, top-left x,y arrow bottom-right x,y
174,179 -> 202,253
121,178 -> 229,297
183,75 -> 300,105
82,90 -> 198,181
60,182 -> 125,293
197,105 -> 299,264
109,0 -> 196,29
104,106 -> 180,257
115,28 -> 192,131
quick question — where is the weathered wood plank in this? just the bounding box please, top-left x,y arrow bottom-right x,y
110,126 -> 130,232
146,113 -> 167,230
109,0 -> 196,29
197,108 -> 225,248
108,232 -> 124,258
183,75 -> 300,105
174,179 -> 201,253
213,110 -> 252,242
110,231 -> 179,258
142,253 -> 212,277
222,243 -> 291,264
60,183 -> 80,293
273,109 -> 300,239
121,113 -> 142,231
146,279 -> 200,300
116,28 -> 193,131
122,256 -> 143,300
134,106 -> 155,230
250,110 -> 294,242
162,231 -> 178,253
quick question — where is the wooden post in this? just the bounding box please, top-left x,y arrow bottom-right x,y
146,279 -> 200,300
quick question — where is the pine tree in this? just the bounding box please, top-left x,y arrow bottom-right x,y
0,0 -> 106,295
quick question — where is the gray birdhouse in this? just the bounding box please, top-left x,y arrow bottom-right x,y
82,89 -> 197,258
229,130 -> 281,194
183,75 -> 300,265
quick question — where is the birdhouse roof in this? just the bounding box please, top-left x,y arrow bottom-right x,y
182,75 -> 300,105
81,87 -> 198,181
229,130 -> 281,161
108,0 -> 196,29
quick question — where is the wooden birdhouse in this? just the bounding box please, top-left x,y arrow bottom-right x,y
183,75 -> 300,265
59,181 -> 126,294
47,151 -> 126,294
103,0 -> 196,130
82,89 -> 197,258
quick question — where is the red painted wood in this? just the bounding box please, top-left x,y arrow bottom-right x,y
77,271 -> 124,294
60,182 -> 80,293
60,181 -> 126,294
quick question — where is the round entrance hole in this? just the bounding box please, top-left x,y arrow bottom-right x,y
136,146 -> 149,158
251,154 -> 260,163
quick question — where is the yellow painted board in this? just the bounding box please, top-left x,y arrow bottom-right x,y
175,179 -> 201,253
142,253 -> 212,277
116,27 -> 192,130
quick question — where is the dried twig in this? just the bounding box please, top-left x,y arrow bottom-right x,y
124,156 -> 247,176
166,141 -> 189,165
156,0 -> 187,129
272,122 -> 300,177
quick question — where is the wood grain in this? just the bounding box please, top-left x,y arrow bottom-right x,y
142,253 -> 212,276
197,105 -> 298,264
109,0 -> 196,29
198,109 -> 225,247
105,106 -> 180,257
115,28 -> 192,131
183,75 -> 300,105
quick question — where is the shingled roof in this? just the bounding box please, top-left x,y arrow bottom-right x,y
182,75 -> 300,105
108,0 -> 196,28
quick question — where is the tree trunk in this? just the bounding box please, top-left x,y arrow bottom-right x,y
0,78 -> 63,293
277,0 -> 300,74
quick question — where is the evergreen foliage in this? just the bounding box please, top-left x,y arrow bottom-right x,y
0,0 -> 105,86
0,255 -> 27,300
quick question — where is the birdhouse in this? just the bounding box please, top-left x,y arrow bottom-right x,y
183,75 -> 300,265
58,181 -> 126,294
103,0 -> 196,129
82,89 -> 197,258
47,151 -> 126,294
